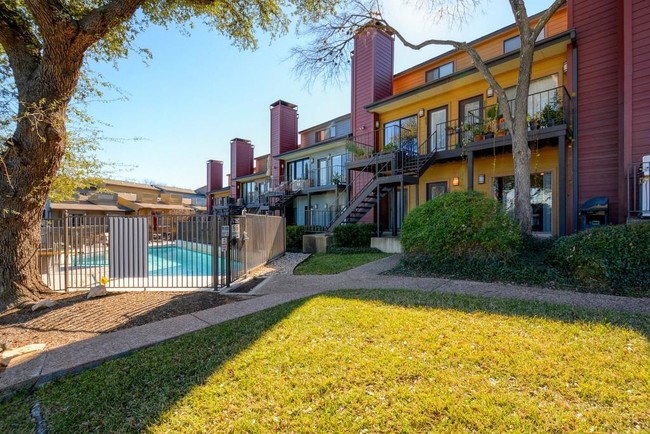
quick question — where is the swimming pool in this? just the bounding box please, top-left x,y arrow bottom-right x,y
72,245 -> 223,276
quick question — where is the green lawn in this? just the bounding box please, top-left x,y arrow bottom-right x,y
3,289 -> 649,433
293,252 -> 390,275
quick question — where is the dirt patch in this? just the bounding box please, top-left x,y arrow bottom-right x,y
0,291 -> 245,352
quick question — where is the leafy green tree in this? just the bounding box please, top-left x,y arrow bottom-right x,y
0,0 -> 339,310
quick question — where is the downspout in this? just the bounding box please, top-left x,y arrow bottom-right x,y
571,42 -> 579,233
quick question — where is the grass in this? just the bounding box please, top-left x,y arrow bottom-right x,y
293,252 -> 390,275
4,289 -> 650,433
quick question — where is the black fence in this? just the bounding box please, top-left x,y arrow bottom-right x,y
39,213 -> 285,291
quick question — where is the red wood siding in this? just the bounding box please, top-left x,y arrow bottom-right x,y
570,0 -> 622,223
230,138 -> 254,197
351,28 -> 394,145
270,100 -> 298,181
632,0 -> 650,163
206,160 -> 223,191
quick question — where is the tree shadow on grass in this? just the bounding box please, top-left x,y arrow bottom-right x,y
17,288 -> 650,433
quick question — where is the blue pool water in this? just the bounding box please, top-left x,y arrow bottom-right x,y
72,245 -> 223,276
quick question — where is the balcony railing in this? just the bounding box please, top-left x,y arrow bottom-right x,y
431,86 -> 572,151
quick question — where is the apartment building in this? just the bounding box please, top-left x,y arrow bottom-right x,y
208,0 -> 650,237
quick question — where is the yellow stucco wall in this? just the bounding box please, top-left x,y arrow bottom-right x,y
378,53 -> 567,152
410,146 -> 560,235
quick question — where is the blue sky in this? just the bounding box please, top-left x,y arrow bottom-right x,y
89,0 -> 551,189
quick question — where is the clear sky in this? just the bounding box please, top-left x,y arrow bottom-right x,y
88,0 -> 551,189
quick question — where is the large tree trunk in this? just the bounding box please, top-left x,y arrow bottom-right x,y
0,54 -> 82,310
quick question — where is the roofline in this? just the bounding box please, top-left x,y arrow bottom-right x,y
232,171 -> 270,182
298,113 -> 351,134
367,29 -> 575,111
393,6 -> 563,79
273,134 -> 352,159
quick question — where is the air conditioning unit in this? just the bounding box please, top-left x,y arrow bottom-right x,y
641,155 -> 650,218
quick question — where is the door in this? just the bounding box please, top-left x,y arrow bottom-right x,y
428,106 -> 448,152
318,158 -> 328,186
459,95 -> 483,144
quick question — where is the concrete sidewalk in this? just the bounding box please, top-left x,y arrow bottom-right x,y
2,254 -> 649,400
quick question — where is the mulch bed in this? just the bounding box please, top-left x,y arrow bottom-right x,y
0,291 -> 245,353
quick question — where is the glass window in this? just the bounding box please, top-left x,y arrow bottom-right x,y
317,158 -> 329,186
504,29 -> 545,54
428,107 -> 448,152
504,35 -> 521,53
505,74 -> 559,118
384,115 -> 418,153
494,172 -> 552,233
426,182 -> 448,201
287,158 -> 309,182
425,61 -> 454,82
331,154 -> 346,183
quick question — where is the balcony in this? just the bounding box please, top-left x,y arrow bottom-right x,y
430,86 -> 572,153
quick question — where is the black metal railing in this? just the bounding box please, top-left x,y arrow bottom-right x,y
435,86 -> 572,150
38,213 -> 286,291
627,160 -> 650,219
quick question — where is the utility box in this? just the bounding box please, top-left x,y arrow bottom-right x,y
640,155 -> 650,218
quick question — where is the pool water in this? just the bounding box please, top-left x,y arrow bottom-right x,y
72,245 -> 222,276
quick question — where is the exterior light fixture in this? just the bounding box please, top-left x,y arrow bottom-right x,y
374,120 -> 380,129
563,61 -> 568,73
487,87 -> 494,98
418,108 -> 425,117
478,174 -> 486,184
452,176 -> 460,186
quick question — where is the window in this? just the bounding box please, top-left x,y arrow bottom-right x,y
241,182 -> 257,204
494,172 -> 552,233
331,154 -> 346,183
503,29 -> 545,54
384,115 -> 418,153
425,61 -> 454,82
503,35 -> 521,53
314,130 -> 326,143
505,74 -> 559,118
426,182 -> 448,201
329,125 -> 336,138
287,158 -> 309,182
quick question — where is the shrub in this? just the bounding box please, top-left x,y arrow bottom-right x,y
548,223 -> 650,296
400,191 -> 522,261
333,224 -> 377,248
286,225 -> 305,252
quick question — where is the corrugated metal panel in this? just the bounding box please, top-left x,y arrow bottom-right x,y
109,217 -> 148,280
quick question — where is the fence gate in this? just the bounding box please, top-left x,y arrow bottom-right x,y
39,213 -> 286,291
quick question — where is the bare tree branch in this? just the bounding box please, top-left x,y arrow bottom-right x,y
532,0 -> 566,39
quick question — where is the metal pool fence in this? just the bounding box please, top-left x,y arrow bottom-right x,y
39,213 -> 286,291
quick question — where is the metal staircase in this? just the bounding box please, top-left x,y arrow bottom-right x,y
326,131 -> 439,231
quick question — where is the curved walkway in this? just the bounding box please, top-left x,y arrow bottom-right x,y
2,254 -> 649,400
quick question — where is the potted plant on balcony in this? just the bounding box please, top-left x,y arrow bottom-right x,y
346,140 -> 372,159
485,105 -> 498,139
496,115 -> 507,137
471,124 -> 486,141
527,113 -> 541,130
541,96 -> 564,127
